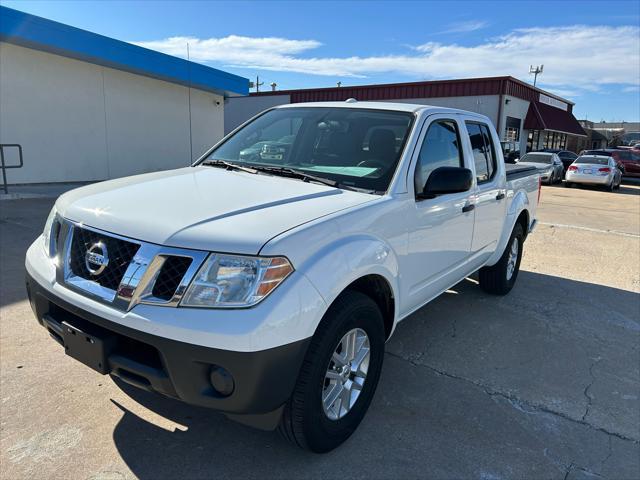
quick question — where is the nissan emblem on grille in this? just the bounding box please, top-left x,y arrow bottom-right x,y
85,242 -> 109,275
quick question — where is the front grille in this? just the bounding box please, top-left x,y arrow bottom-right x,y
152,256 -> 193,301
69,227 -> 140,291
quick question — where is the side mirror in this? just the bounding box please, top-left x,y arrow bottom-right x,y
418,166 -> 473,199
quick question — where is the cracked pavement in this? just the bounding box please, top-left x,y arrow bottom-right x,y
1,183 -> 639,479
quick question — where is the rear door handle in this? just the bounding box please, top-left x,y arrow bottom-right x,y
462,204 -> 475,213
496,192 -> 505,200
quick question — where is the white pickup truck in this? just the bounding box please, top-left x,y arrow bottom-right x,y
26,101 -> 539,452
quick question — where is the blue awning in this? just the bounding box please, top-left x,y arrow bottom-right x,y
0,6 -> 249,97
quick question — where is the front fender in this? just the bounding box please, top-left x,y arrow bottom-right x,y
485,189 -> 530,266
299,234 -> 401,334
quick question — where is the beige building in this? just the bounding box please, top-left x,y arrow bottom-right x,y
0,6 -> 247,185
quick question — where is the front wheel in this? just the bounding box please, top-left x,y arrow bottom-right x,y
478,223 -> 524,295
278,291 -> 385,453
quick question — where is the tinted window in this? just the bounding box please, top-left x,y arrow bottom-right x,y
584,150 -> 612,157
559,152 -> 577,159
614,151 -> 632,161
575,156 -> 609,165
480,124 -> 497,179
520,153 -> 554,164
414,120 -> 463,193
466,122 -> 496,183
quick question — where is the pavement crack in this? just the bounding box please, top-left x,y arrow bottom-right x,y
385,351 -> 639,444
582,357 -> 601,422
600,436 -> 613,469
562,463 -> 574,480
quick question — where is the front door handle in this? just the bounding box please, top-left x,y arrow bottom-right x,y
462,204 -> 475,213
496,192 -> 505,200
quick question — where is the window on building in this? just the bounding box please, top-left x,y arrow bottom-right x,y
527,130 -> 541,152
414,120 -> 463,193
466,122 -> 497,183
505,116 -> 521,142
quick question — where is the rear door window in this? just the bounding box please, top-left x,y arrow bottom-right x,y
479,124 -> 497,180
465,122 -> 497,183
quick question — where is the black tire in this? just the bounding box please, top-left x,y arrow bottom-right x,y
478,223 -> 524,295
278,290 -> 385,453
565,181 -> 573,188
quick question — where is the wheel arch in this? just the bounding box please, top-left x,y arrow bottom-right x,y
340,274 -> 395,340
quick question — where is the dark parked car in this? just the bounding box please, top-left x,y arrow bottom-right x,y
539,148 -> 578,172
501,141 -> 520,164
581,149 -> 640,177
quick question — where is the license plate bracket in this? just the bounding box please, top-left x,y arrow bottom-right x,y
62,321 -> 115,374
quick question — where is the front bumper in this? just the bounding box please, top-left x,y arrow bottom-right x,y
26,272 -> 310,426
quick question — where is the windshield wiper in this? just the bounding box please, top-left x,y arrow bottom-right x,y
250,165 -> 375,193
201,160 -> 258,174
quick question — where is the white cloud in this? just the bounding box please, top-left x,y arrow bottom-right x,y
134,25 -> 640,91
436,20 -> 489,34
622,85 -> 639,93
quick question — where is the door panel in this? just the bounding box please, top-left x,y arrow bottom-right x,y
464,121 -> 507,258
401,115 -> 474,314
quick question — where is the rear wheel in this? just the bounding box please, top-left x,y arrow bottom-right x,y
479,223 -> 524,295
278,290 -> 385,453
565,181 -> 573,188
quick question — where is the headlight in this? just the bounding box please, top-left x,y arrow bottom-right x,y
42,206 -> 59,258
181,254 -> 293,308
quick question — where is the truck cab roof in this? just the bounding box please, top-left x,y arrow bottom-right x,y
274,100 -> 489,120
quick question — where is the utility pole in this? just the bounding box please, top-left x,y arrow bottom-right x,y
529,65 -> 544,87
254,75 -> 264,92
186,42 -> 193,164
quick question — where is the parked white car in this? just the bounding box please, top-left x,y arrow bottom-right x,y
26,101 -> 539,452
518,152 -> 564,184
565,155 -> 622,191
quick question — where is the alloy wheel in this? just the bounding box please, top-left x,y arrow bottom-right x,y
322,328 -> 370,421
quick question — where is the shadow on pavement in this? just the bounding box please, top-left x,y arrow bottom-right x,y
107,271 -> 640,479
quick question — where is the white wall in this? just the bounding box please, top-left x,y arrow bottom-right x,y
0,42 -> 224,184
224,94 -> 291,134
501,95 -> 530,151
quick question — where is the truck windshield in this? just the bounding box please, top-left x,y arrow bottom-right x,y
203,107 -> 414,193
520,153 -> 553,164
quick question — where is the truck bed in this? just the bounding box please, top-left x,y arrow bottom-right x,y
505,163 -> 538,180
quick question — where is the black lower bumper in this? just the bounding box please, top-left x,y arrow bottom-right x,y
26,273 -> 310,426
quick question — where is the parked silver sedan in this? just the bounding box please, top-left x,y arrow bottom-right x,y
518,152 -> 564,184
565,155 -> 622,191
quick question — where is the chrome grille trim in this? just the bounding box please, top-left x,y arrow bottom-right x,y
57,220 -> 207,311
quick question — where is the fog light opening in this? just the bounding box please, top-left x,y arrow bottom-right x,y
209,365 -> 235,397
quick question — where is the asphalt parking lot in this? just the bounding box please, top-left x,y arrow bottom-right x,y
1,182 -> 639,480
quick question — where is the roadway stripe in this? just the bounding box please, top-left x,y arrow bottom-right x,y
539,222 -> 640,238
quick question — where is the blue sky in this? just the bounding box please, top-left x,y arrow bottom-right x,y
4,0 -> 640,121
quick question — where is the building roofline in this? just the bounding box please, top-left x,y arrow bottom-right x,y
251,75 -> 574,106
0,6 -> 248,96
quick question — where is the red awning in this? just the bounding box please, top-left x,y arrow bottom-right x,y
524,101 -> 586,136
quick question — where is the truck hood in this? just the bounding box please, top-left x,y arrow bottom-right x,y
57,166 -> 375,254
